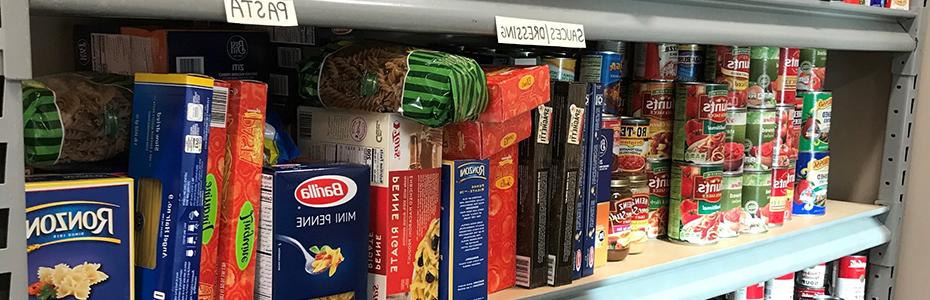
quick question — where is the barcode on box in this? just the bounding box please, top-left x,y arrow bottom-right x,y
211,86 -> 229,128
269,74 -> 290,96
515,255 -> 531,287
277,47 -> 302,69
176,56 -> 205,74
184,135 -> 203,154
269,26 -> 316,45
298,111 -> 312,138
546,255 -> 556,285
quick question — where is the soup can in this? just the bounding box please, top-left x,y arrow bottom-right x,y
668,162 -> 723,245
774,47 -> 800,106
744,108 -> 777,171
766,273 -> 796,300
705,45 -> 750,109
748,47 -> 780,108
741,170 -> 771,234
677,44 -> 704,82
635,42 -> 678,81
672,83 -> 728,164
718,171 -> 743,238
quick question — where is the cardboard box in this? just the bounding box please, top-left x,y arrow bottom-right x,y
257,164 -> 370,299
120,28 -> 270,81
297,106 -> 444,300
198,80 -> 230,300
73,25 -> 154,75
575,83 -> 605,279
26,175 -> 134,300
440,160 -> 489,300
130,73 -> 214,300
487,146 -> 518,293
515,106 -> 554,289
594,128 -> 614,269
479,65 -> 551,123
443,112 -> 532,160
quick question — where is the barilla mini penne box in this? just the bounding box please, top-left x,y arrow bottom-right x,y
216,80 -> 267,300
257,163 -> 371,299
487,146 -> 518,293
440,160 -> 489,300
199,80 -> 229,300
26,175 -> 134,300
130,73 -> 213,300
297,106 -> 443,300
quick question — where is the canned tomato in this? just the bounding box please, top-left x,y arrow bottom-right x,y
677,44 -> 704,82
744,108 -> 777,171
766,273 -> 795,300
794,151 -> 829,216
798,91 -> 832,152
669,162 -> 722,245
784,164 -> 796,221
789,102 -> 803,162
798,48 -> 828,92
799,263 -> 828,288
612,117 -> 650,175
635,42 -> 678,81
768,168 -> 792,227
628,81 -> 674,159
741,170 -> 771,234
543,54 -> 576,82
771,106 -> 797,169
748,47 -> 780,108
774,48 -> 800,106
672,83 -> 727,164
596,40 -> 629,78
833,255 -> 867,300
706,46 -> 750,108
796,287 -> 826,299
724,108 -> 747,173
718,171 -> 743,238
729,282 -> 765,300
646,159 -> 670,239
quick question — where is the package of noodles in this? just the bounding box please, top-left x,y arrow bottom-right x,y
22,72 -> 133,167
300,42 -> 488,127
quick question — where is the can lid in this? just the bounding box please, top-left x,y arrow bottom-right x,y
595,40 -> 626,52
620,116 -> 650,125
509,49 -> 537,57
602,113 -> 619,120
678,44 -> 703,50
628,174 -> 647,183
611,178 -> 630,187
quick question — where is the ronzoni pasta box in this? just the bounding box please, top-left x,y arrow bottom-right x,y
26,174 -> 134,300
198,80 -> 229,300
440,160 -> 490,300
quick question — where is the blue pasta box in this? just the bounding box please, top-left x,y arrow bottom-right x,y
440,160 -> 489,300
597,128 -> 615,202
129,73 -> 214,300
25,175 -> 134,300
257,163 -> 370,299
573,83 -> 604,279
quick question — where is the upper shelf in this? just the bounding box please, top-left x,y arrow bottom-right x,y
30,0 -> 918,51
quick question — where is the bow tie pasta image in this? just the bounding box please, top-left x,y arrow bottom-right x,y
29,262 -> 108,300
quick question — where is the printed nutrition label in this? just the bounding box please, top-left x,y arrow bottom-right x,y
256,174 -> 274,300
310,143 -> 386,186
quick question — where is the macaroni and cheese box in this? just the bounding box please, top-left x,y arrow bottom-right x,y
515,106 -> 553,289
257,164 -> 371,300
297,106 -> 444,300
26,175 -> 134,300
487,146 -> 518,293
440,160 -> 489,300
130,73 -> 214,300
216,80 -> 268,300
478,66 -> 551,123
198,80 -> 230,300
442,112 -> 532,160
120,28 -> 270,81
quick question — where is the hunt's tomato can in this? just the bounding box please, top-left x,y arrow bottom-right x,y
748,47 -> 780,108
833,255 -> 867,300
766,272 -> 796,300
774,48 -> 800,106
628,81 -> 674,159
794,151 -> 829,216
744,108 -> 777,171
790,102 -> 803,162
724,108 -> 747,173
613,117 -> 650,175
741,170 -> 771,234
635,42 -> 678,81
768,168 -> 792,227
706,46 -> 750,109
672,83 -> 728,164
784,164 -> 796,221
798,49 -> 828,92
668,162 -> 723,245
729,282 -> 766,300
677,44 -> 704,82
799,263 -> 828,288
771,106 -> 797,169
718,171 -> 743,238
798,91 -> 832,153
646,159 -> 670,238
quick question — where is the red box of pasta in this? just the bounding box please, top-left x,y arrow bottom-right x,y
487,146 -> 518,293
478,65 -> 551,123
198,80 -> 230,300
443,112 -> 532,160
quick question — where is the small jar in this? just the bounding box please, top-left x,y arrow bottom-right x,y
628,175 -> 650,254
608,178 -> 632,262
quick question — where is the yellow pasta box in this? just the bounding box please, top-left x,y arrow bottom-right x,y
199,80 -> 230,300
25,174 -> 134,300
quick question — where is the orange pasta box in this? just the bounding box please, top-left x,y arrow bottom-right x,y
443,111 -> 532,160
477,65 -> 551,123
199,80 -> 230,300
487,146 -> 518,293
216,80 -> 267,300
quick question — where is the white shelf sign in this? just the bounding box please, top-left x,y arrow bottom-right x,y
495,16 -> 586,48
225,0 -> 299,27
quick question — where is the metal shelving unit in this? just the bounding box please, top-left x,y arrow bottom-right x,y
11,0 -> 925,299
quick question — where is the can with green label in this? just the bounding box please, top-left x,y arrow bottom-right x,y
741,170 -> 771,234
672,83 -> 728,164
748,47 -> 780,108
724,108 -> 747,173
744,108 -> 777,171
798,91 -> 832,153
668,162 -> 723,245
718,171 -> 743,238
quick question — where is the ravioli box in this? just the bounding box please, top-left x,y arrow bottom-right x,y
198,80 -> 230,300
515,105 -> 554,289
257,163 -> 370,300
26,175 -> 134,300
487,146 -> 518,293
443,111 -> 532,160
479,65 -> 551,123
296,106 -> 444,300
130,73 -> 214,300
575,83 -> 604,279
440,160 -> 490,300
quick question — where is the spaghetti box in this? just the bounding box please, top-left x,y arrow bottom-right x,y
479,65 -> 551,123
576,83 -> 605,279
198,81 -> 230,300
257,164 -> 371,299
297,106 -> 444,300
440,160 -> 490,300
443,111 -> 532,160
25,175 -> 134,300
130,73 -> 214,300
487,146 -> 518,293
120,28 -> 270,81
515,105 -> 554,289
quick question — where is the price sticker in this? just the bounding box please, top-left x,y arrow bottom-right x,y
225,0 -> 299,27
495,16 -> 586,48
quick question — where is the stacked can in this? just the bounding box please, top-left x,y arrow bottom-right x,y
766,273 -> 796,300
728,282 -> 766,300
794,91 -> 831,216
830,255 -> 867,300
797,263 -> 829,298
626,80 -> 673,239
584,41 -> 628,114
798,49 -> 828,93
543,52 -> 577,82
706,46 -> 750,109
634,42 -> 678,82
677,44 -> 704,82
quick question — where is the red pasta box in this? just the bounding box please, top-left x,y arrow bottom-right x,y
216,80 -> 268,300
478,65 -> 551,123
487,146 -> 518,293
444,112 -> 532,160
199,80 -> 230,300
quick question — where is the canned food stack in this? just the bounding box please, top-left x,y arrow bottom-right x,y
794,48 -> 831,217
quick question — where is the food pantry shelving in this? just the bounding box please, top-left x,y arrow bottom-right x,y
0,0 -> 921,300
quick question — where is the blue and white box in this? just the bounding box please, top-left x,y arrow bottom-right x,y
440,160 -> 489,300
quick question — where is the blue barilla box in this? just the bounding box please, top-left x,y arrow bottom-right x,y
440,160 -> 489,300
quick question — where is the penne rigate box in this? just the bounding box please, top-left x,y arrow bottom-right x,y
26,174 -> 134,300
130,73 -> 213,300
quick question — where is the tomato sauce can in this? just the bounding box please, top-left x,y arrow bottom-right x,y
799,262 -> 828,288
784,164 -> 796,221
766,272 -> 796,300
796,287 -> 826,299
646,159 -> 670,239
744,108 -> 777,171
543,54 -> 576,82
628,81 -> 674,159
634,42 -> 678,81
768,168 -> 792,227
724,108 -> 747,173
798,91 -> 832,153
706,46 -> 750,109
580,51 -> 623,115
771,106 -> 797,169
740,170 -> 771,234
832,255 -> 867,300
748,47 -> 780,108
718,171 -> 743,238
668,162 -> 723,245
672,83 -> 728,164
790,102 -> 803,162
729,282 -> 766,300
677,44 -> 704,82
794,151 -> 829,216
798,49 -> 828,92
612,117 -> 650,175
774,48 -> 800,106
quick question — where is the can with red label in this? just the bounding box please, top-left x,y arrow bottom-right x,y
799,263 -> 828,288
789,102 -> 803,162
729,282 -> 766,300
635,42 -> 678,81
766,272 -> 796,300
724,108 -> 747,173
796,286 -> 826,299
646,159 -> 670,239
798,48 -> 827,92
672,83 -> 728,164
706,46 -> 750,109
768,168 -> 792,227
772,105 -> 796,170
628,81 -> 674,159
741,170 -> 770,234
784,164 -> 796,221
718,171 -> 742,238
668,162 -> 723,245
832,255 -> 867,300
612,117 -> 650,176
775,48 -> 800,106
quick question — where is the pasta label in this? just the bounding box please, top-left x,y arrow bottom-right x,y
235,201 -> 256,271
439,160 -> 490,299
203,173 -> 219,244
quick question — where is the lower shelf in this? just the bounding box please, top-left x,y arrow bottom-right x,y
491,200 -> 890,300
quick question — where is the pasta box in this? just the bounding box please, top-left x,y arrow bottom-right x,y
515,105 -> 554,289
198,80 -> 229,300
440,160 -> 489,300
443,111 -> 532,160
594,128 -> 614,269
577,83 -> 606,279
25,175 -> 134,300
130,73 -> 214,300
478,65 -> 551,123
297,106 -> 444,300
257,163 -> 371,300
487,146 -> 518,293
120,28 -> 270,81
